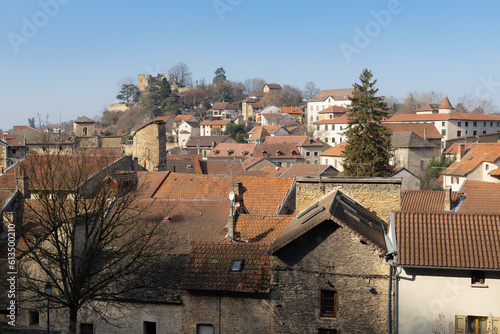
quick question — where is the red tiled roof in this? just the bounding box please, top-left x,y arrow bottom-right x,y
154,115 -> 172,122
232,214 -> 293,243
440,96 -> 453,109
242,156 -> 268,169
313,114 -> 349,124
400,190 -> 463,213
443,143 -> 500,176
248,126 -> 287,135
248,127 -> 270,142
173,115 -> 197,123
383,123 -> 442,139
262,136 -> 322,147
459,181 -> 500,214
309,88 -> 354,102
321,143 -> 347,157
279,107 -> 302,114
265,83 -> 282,90
415,104 -> 440,112
444,142 -> 473,155
200,119 -> 231,126
182,243 -> 272,293
209,143 -> 256,158
260,166 -> 287,178
318,106 -> 348,114
394,211 -> 500,269
152,173 -> 295,215
384,113 -> 500,122
279,164 -> 335,178
212,102 -> 238,110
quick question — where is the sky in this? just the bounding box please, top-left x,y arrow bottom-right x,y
1,0 -> 500,131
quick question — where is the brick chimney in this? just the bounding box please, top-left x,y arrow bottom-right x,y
16,175 -> 29,199
424,128 -> 427,140
458,144 -> 466,160
444,188 -> 452,211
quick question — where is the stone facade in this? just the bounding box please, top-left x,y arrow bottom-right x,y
137,73 -> 166,92
132,120 -> 166,171
270,224 -> 389,333
295,177 -> 401,223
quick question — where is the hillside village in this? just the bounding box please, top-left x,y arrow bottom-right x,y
1,70 -> 500,334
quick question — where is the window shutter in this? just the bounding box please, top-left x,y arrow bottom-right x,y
455,315 -> 466,334
491,317 -> 500,333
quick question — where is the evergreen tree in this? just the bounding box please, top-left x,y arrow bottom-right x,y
213,67 -> 227,84
342,69 -> 393,177
140,78 -> 179,116
116,83 -> 139,103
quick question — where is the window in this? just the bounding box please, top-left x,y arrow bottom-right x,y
483,122 -> 486,127
441,129 -> 446,136
485,164 -> 489,171
28,311 -> 39,326
458,121 -> 462,126
483,131 -> 486,134
491,122 -> 494,127
457,131 -> 462,137
320,290 -> 337,317
143,321 -> 156,334
325,138 -> 328,143
473,131 -> 477,135
306,152 -> 311,156
442,122 -> 445,126
197,324 -> 214,334
465,122 -> 469,127
455,315 -> 500,334
83,127 -> 88,136
339,126 -> 342,130
319,330 -> 338,334
473,122 -> 477,127
330,114 -> 333,119
230,259 -> 244,272
80,323 -> 94,334
471,270 -> 485,285
314,151 -> 319,156
316,116 -> 319,121
11,149 -> 17,154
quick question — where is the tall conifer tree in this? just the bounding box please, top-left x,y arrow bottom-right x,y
342,69 -> 393,176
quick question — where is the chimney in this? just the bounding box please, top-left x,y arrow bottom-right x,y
458,144 -> 466,160
227,213 -> 235,240
16,175 -> 29,199
424,128 -> 427,140
444,188 -> 452,211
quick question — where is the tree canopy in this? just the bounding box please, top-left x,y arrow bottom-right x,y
168,62 -> 192,87
223,123 -> 249,143
342,69 -> 393,177
140,78 -> 179,116
213,67 -> 227,84
116,83 -> 139,103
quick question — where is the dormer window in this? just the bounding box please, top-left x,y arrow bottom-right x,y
230,259 -> 244,272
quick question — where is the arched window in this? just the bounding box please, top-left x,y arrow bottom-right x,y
83,127 -> 88,136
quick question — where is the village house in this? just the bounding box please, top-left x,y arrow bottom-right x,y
307,88 -> 353,125
210,102 -> 241,121
442,143 -> 500,191
241,100 -> 263,122
248,126 -> 290,141
185,135 -> 237,158
177,119 -> 200,148
200,119 -> 232,137
262,136 -> 328,164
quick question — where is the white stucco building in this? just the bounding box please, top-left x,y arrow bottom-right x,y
307,88 -> 353,125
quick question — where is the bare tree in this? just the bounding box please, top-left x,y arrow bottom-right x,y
243,78 -> 266,95
168,62 -> 192,87
261,85 -> 303,107
456,94 -> 499,114
16,151 -> 174,333
398,91 -> 444,114
303,81 -> 320,100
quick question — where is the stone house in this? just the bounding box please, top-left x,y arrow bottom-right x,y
241,100 -> 263,122
185,135 -> 237,158
389,167 -> 421,190
129,119 -> 166,171
210,102 -> 241,121
172,114 -> 199,136
391,131 -> 438,177
247,126 -> 290,140
154,115 -> 173,135
263,83 -> 282,93
262,136 -> 327,165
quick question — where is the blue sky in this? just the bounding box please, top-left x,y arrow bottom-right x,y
2,0 -> 499,130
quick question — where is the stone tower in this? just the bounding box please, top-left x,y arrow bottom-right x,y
132,120 -> 166,171
74,116 -> 96,137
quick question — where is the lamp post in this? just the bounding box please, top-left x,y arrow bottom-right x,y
44,283 -> 52,334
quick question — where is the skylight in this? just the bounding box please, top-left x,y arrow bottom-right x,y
230,259 -> 244,272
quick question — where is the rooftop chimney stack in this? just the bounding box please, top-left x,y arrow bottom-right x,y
444,187 -> 452,211
459,144 -> 466,160
16,175 -> 29,199
424,128 -> 427,140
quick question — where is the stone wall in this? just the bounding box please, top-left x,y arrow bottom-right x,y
295,177 -> 401,223
99,137 -> 122,148
270,223 -> 390,334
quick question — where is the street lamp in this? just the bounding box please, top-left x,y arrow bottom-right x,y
44,283 -> 52,334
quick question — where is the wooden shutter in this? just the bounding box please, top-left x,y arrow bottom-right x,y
455,315 -> 466,334
491,317 -> 500,334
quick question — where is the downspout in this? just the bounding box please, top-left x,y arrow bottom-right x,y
384,256 -> 393,334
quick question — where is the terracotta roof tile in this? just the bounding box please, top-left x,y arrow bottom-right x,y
440,96 -> 453,109
182,243 -> 272,293
313,114 -> 349,124
200,119 -> 231,126
459,181 -> 500,214
262,136 -> 322,147
383,123 -> 442,139
443,143 -> 500,176
173,115 -> 197,123
400,190 -> 463,213
152,173 -> 295,215
394,211 -> 500,269
444,142 -> 473,155
384,113 -> 500,122
279,164 -> 337,178
321,143 -> 347,157
309,88 -> 354,102
279,107 -> 302,114
318,106 -> 348,114
415,104 -> 440,112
